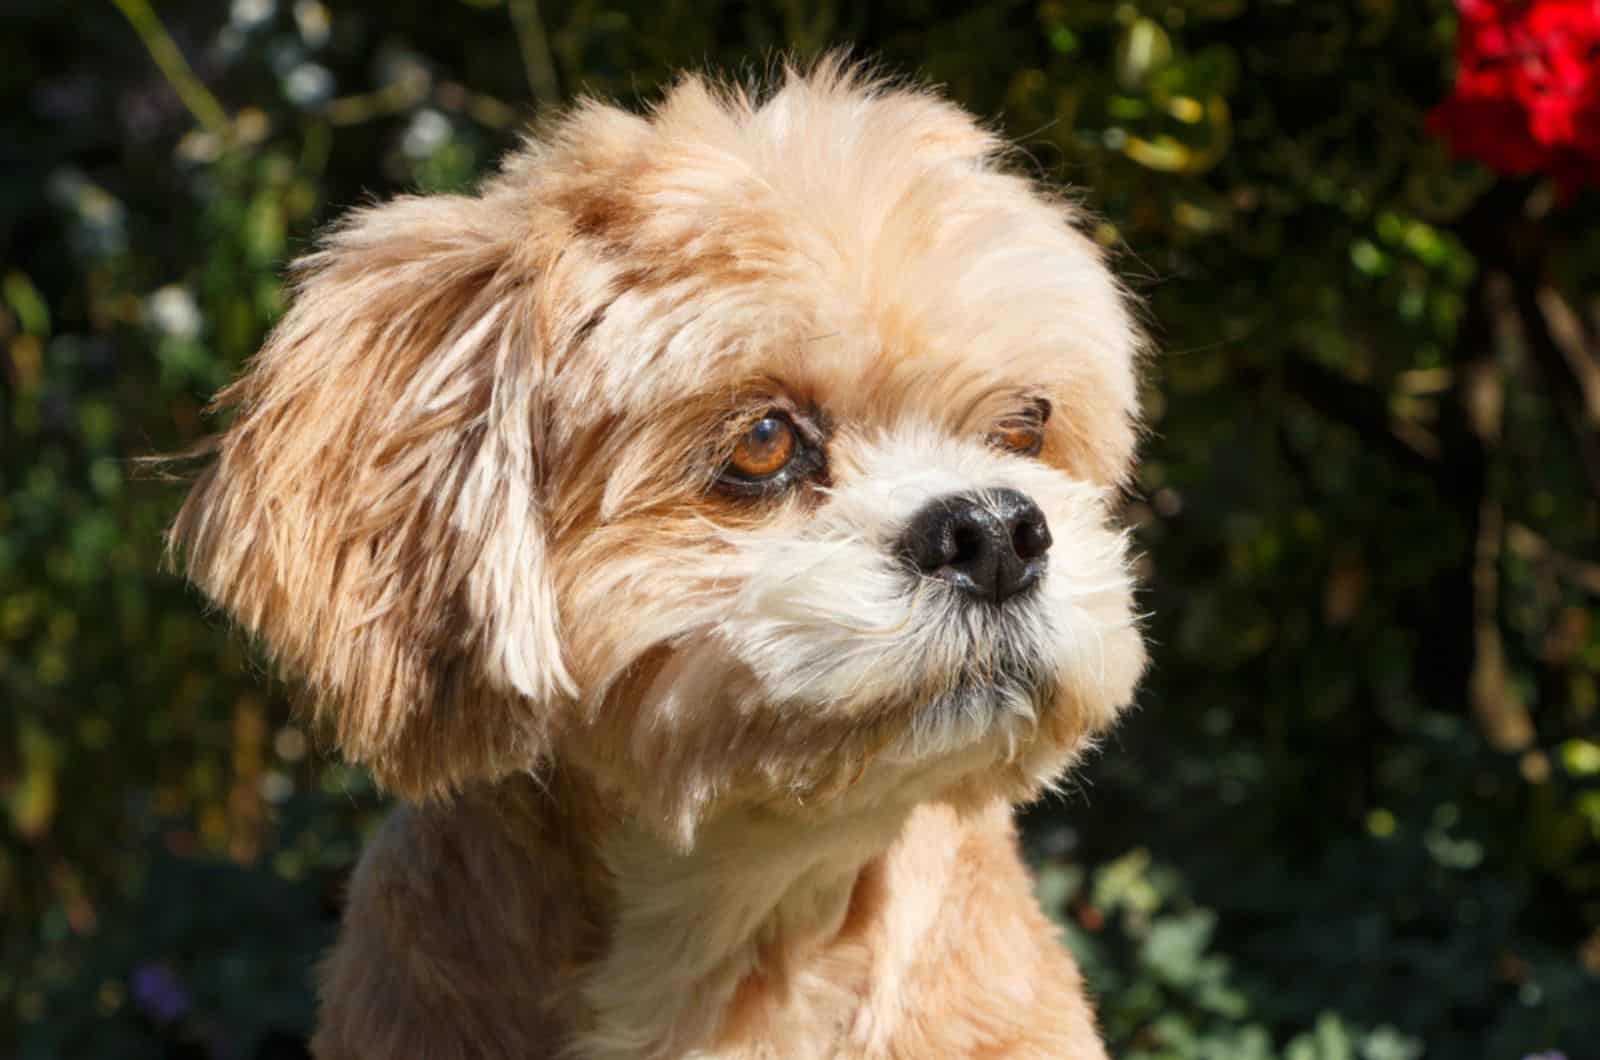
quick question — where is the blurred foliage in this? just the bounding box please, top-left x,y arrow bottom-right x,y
3,0 -> 1598,1057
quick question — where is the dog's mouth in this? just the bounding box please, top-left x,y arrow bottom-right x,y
873,659 -> 1057,767
924,673 -> 1050,724
882,617 -> 1062,742
935,647 -> 1056,712
916,591 -> 1058,685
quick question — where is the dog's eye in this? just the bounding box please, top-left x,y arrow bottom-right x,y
989,398 -> 1051,458
715,408 -> 827,499
727,413 -> 798,480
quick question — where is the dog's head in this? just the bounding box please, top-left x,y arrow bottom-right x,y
172,63 -> 1145,843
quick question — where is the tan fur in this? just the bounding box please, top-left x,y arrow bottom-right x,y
171,59 -> 1145,1059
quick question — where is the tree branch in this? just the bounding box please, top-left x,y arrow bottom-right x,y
508,0 -> 561,105
1278,356 -> 1451,491
1510,276 -> 1600,498
110,0 -> 230,137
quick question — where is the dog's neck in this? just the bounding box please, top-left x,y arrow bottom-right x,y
536,774 -> 910,1059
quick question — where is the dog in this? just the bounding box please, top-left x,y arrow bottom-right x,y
169,60 -> 1146,1059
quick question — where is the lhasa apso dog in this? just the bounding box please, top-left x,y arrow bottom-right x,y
172,60 -> 1146,1060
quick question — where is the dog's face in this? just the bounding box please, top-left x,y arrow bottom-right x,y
172,66 -> 1145,843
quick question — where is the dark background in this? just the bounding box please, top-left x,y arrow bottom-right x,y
3,1 -> 1598,1057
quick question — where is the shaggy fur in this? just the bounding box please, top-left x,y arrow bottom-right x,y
171,60 -> 1147,1059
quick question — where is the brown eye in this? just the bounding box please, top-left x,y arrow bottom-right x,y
990,398 -> 1051,457
728,413 -> 798,479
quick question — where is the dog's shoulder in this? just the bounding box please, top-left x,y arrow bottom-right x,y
311,791 -> 602,1059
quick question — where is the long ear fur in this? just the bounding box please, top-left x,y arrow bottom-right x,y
170,193 -> 573,799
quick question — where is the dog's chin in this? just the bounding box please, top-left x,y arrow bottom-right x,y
864,616 -> 1143,814
881,669 -> 1052,761
862,605 -> 1092,765
777,658 -> 1091,819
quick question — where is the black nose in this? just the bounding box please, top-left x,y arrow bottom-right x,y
899,489 -> 1052,604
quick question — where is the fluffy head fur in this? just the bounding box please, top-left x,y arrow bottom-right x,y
171,59 -> 1147,1059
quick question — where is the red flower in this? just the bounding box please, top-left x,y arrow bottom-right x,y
1427,0 -> 1600,193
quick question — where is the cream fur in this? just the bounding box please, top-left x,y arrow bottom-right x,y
170,59 -> 1146,1059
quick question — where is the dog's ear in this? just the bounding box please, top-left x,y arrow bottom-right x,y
169,192 -> 574,798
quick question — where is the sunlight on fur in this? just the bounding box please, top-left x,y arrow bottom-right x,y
171,57 -> 1148,1060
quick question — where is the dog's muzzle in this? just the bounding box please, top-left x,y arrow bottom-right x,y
898,488 -> 1052,605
